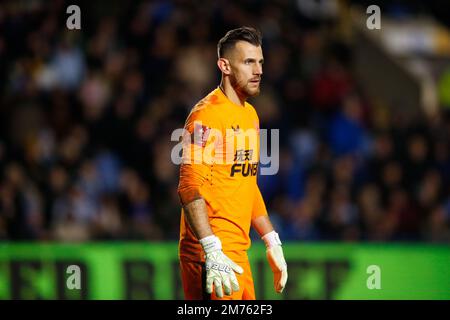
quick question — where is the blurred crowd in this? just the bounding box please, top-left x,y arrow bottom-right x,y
0,0 -> 449,242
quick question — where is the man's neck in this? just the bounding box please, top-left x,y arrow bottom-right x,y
219,80 -> 246,107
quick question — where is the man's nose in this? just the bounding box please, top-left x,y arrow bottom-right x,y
254,63 -> 263,76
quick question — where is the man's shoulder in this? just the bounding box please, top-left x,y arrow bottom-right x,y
244,101 -> 259,119
245,100 -> 256,110
188,89 -> 224,120
195,88 -> 224,108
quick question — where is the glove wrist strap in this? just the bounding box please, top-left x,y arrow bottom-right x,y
199,235 -> 222,254
262,231 -> 282,248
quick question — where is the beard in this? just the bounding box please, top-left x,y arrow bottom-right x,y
243,82 -> 260,97
231,76 -> 261,98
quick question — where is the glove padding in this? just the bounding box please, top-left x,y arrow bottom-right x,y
262,231 -> 288,293
205,250 -> 243,298
200,235 -> 243,298
266,244 -> 288,293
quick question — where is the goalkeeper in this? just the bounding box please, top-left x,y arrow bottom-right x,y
177,27 -> 287,300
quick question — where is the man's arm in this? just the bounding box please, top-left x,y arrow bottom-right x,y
180,184 -> 244,299
178,110 -> 217,240
177,111 -> 243,298
252,214 -> 274,237
251,186 -> 288,294
183,198 -> 213,240
178,159 -> 215,239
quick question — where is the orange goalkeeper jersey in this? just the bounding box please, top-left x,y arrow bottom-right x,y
178,87 -> 268,263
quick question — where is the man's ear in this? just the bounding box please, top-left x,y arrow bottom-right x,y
217,58 -> 231,75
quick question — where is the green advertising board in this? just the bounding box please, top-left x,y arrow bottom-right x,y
0,242 -> 448,300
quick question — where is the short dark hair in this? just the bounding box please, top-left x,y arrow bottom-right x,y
217,26 -> 262,58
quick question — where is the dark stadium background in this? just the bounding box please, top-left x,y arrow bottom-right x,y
0,0 -> 449,300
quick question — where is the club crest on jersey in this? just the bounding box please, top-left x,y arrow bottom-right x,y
192,123 -> 211,147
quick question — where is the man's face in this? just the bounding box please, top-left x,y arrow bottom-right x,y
227,41 -> 264,97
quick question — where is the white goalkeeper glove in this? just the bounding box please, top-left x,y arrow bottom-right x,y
199,235 -> 244,298
262,231 -> 288,293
